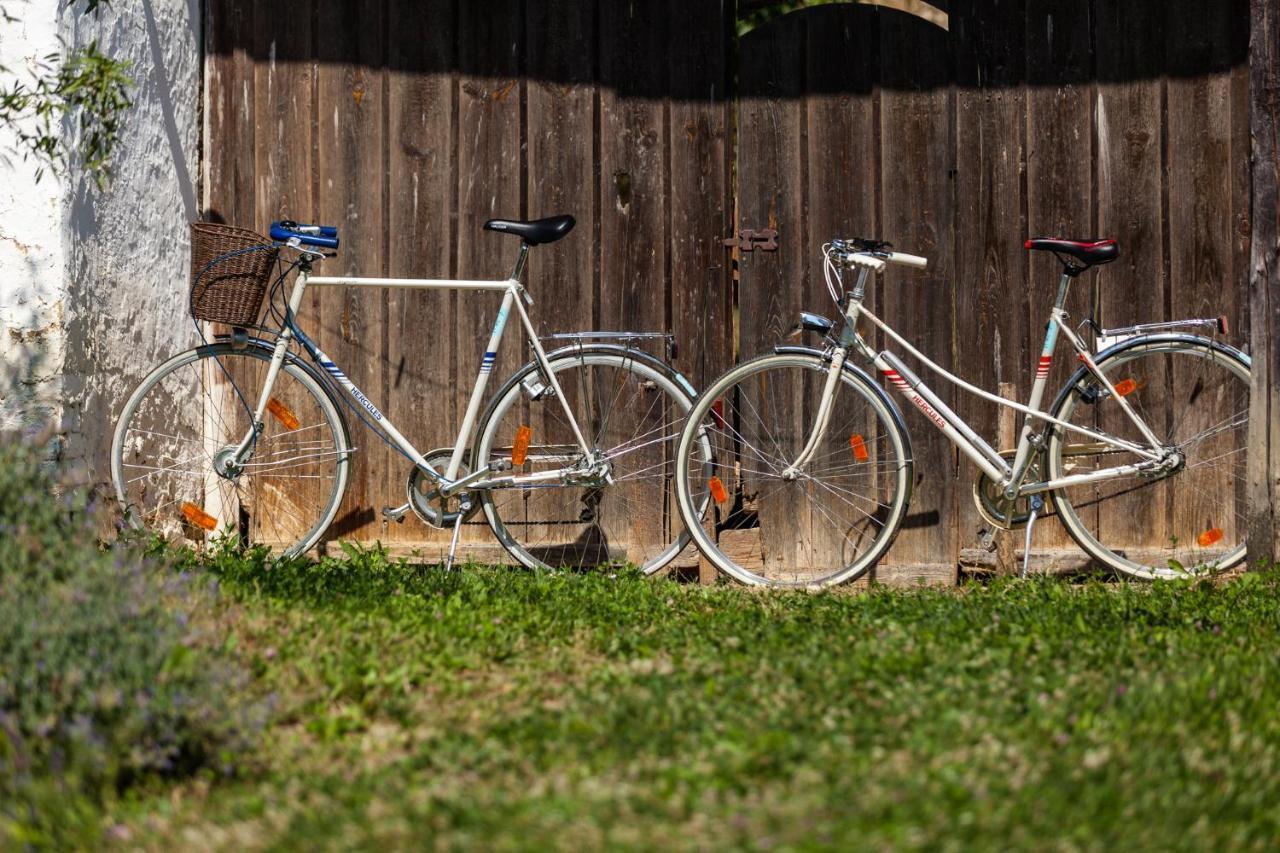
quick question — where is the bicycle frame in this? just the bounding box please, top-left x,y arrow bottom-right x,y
812,262 -> 1172,499
230,244 -> 597,505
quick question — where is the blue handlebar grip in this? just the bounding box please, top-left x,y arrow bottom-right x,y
270,221 -> 340,249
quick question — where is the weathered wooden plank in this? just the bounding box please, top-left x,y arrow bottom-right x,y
1248,0 -> 1280,563
732,12 -> 808,580
383,0 -> 456,547
1166,0 -> 1252,562
668,0 -> 732,393
803,4 -> 880,587
597,0 -> 672,560
313,0 -> 387,549
667,0 -> 731,580
951,0 -> 1028,559
958,547 -> 1196,577
878,6 -> 957,581
515,0 -> 603,561
252,1 -> 313,228
1093,0 -> 1169,554
1024,0 -> 1094,554
454,0 -> 523,549
735,14 -> 804,361
598,1 -> 668,337
204,0 -> 255,227
525,0 -> 594,320
249,0 -> 316,542
202,0 -> 256,539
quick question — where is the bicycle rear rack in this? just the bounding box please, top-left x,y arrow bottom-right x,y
1093,316 -> 1228,351
543,331 -> 677,361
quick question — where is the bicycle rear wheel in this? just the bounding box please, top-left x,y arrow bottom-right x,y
1046,336 -> 1250,579
111,343 -> 351,556
474,349 -> 710,573
674,352 -> 912,587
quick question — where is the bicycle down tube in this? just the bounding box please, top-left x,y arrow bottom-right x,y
239,265 -> 598,499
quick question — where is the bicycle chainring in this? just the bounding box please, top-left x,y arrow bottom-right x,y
971,449 -> 1041,530
407,448 -> 480,528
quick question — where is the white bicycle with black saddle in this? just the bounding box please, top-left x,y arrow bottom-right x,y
113,214 -> 712,572
675,235 -> 1249,586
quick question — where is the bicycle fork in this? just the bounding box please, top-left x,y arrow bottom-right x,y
781,349 -> 849,479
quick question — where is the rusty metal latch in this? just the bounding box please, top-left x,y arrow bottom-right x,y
723,228 -> 778,252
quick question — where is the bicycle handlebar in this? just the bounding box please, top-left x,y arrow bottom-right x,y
843,251 -> 929,273
832,237 -> 928,273
270,220 -> 340,249
884,251 -> 928,270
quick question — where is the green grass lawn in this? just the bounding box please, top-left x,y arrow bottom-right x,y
111,549 -> 1280,850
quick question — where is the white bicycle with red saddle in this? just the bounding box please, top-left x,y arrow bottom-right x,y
675,236 -> 1250,586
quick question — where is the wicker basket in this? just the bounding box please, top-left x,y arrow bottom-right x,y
189,222 -> 279,326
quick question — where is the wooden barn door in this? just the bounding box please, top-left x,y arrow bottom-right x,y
204,0 -> 1249,578
728,0 -> 1250,582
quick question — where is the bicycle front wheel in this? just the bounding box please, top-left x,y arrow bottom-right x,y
675,353 -> 913,587
1046,336 -> 1250,579
474,349 -> 710,573
111,343 -> 351,557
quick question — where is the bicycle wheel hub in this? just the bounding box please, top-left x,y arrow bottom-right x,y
566,456 -> 612,487
212,447 -> 243,480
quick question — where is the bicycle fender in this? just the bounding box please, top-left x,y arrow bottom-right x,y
202,335 -> 344,410
1047,333 -> 1250,419
539,342 -> 699,399
772,344 -> 913,464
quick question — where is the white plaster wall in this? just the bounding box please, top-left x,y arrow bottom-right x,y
0,4 -> 68,451
60,0 -> 201,484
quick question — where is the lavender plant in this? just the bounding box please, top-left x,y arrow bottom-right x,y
0,432 -> 262,846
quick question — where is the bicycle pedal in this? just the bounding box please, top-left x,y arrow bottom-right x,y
382,503 -> 410,523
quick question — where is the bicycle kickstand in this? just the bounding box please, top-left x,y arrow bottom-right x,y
443,501 -> 468,572
1021,495 -> 1046,579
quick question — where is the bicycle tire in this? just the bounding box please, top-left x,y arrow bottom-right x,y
1045,335 -> 1250,579
473,348 -> 712,573
674,351 -> 913,587
111,341 -> 351,557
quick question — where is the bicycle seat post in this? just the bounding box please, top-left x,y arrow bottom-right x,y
510,242 -> 530,282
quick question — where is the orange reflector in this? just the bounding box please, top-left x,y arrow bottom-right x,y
181,502 -> 218,531
850,433 -> 869,462
1197,527 -> 1224,548
1114,378 -> 1138,397
711,399 -> 726,430
708,476 -> 729,504
511,425 -> 532,466
267,397 -> 301,431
